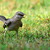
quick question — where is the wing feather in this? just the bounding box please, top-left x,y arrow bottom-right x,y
0,15 -> 7,22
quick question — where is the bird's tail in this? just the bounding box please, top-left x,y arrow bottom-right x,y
0,15 -> 7,22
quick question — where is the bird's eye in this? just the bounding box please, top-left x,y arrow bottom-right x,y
18,14 -> 23,16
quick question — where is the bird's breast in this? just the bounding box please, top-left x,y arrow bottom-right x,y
8,20 -> 21,31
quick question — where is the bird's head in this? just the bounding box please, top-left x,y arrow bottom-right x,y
14,11 -> 25,20
16,11 -> 24,16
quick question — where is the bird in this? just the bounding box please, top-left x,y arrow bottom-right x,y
0,11 -> 25,36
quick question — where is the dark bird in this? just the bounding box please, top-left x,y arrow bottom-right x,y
0,11 -> 25,36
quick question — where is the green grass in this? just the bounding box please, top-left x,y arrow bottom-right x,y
0,0 -> 50,50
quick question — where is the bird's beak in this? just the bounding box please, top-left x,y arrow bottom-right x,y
23,14 -> 25,18
23,16 -> 25,18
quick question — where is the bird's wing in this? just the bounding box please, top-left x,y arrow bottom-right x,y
20,21 -> 22,27
0,15 -> 7,22
3,20 -> 11,28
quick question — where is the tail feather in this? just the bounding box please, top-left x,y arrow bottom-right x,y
0,15 -> 7,22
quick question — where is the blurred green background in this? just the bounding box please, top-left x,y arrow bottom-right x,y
0,0 -> 50,50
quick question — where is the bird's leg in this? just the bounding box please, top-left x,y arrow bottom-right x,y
16,30 -> 18,36
12,30 -> 18,37
4,28 -> 7,37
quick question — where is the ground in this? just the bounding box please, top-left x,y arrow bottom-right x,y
0,0 -> 50,50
